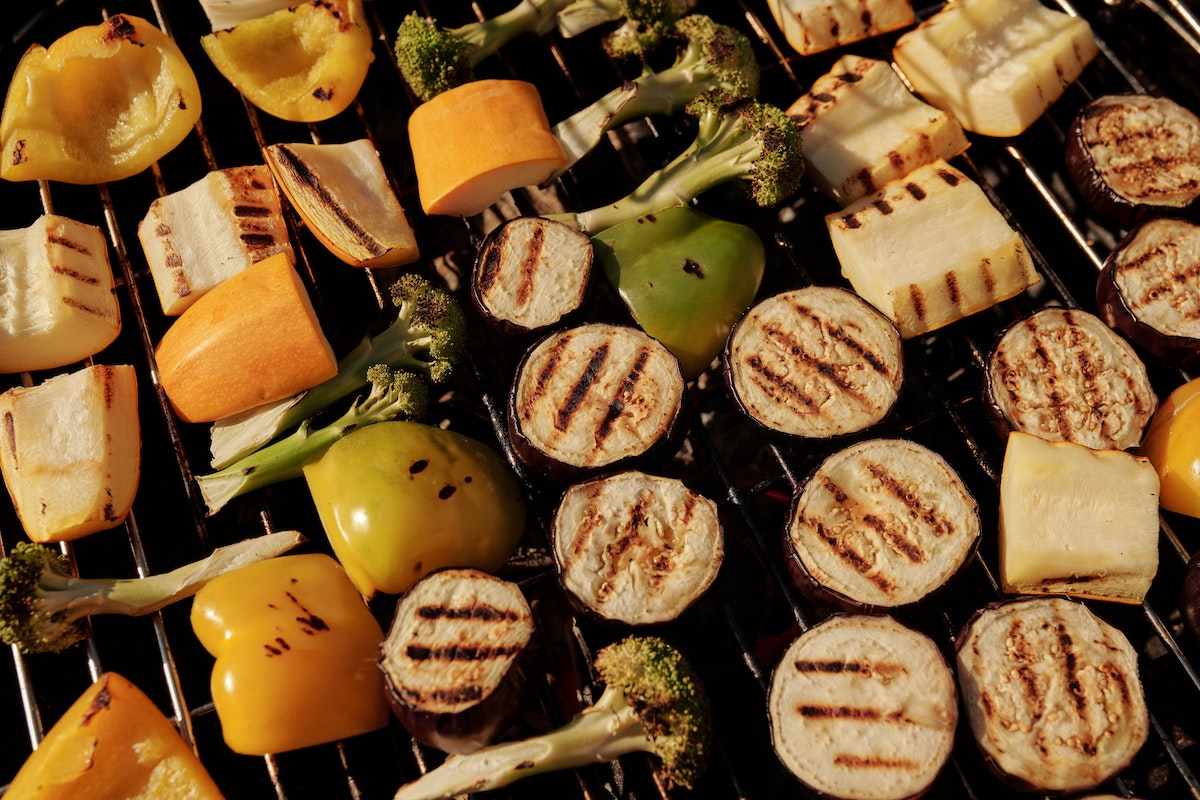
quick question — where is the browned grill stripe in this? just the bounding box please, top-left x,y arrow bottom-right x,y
51,264 -> 100,285
46,234 -> 91,254
525,336 -> 570,414
1026,317 -> 1072,441
789,660 -> 904,680
233,204 -> 272,218
794,659 -> 868,674
833,754 -> 920,770
400,684 -> 486,707
569,487 -> 609,559
866,460 -> 956,540
797,705 -> 904,722
516,223 -> 546,307
595,348 -> 649,445
273,144 -> 385,256
61,297 -> 109,318
746,354 -> 819,412
477,231 -> 504,295
556,343 -> 609,433
416,604 -> 525,622
405,644 -> 525,661
4,412 -> 15,466
807,514 -> 895,592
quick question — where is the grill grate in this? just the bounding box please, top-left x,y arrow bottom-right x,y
3,0 -> 1200,798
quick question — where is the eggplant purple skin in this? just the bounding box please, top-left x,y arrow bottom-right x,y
1065,95 -> 1200,229
1182,550 -> 1200,644
1097,231 -> 1200,372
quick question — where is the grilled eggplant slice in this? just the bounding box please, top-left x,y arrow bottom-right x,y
1066,94 -> 1200,227
985,307 -> 1157,451
1098,217 -> 1200,370
765,0 -> 914,57
786,55 -> 969,207
379,568 -> 534,755
828,160 -> 1040,339
999,431 -> 1160,604
785,438 -> 980,611
768,614 -> 958,800
552,470 -> 722,625
472,216 -> 593,336
138,165 -> 293,315
956,596 -> 1149,794
507,323 -> 686,481
725,286 -> 903,440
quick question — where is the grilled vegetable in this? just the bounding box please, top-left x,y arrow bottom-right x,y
767,614 -> 958,800
1098,217 -> 1200,370
380,568 -> 534,754
264,139 -> 420,269
3,673 -> 224,800
190,552 -> 389,755
595,207 -> 765,379
555,0 -> 695,46
786,439 -> 980,611
154,252 -> 338,424
137,165 -> 292,316
551,98 -> 804,234
471,216 -> 594,336
199,0 -> 294,30
552,470 -> 723,625
956,597 -> 1149,793
408,80 -> 567,217
786,54 -> 969,207
507,323 -> 687,481
302,421 -> 527,598
1139,376 -> 1200,517
201,0 -> 373,123
985,307 -> 1158,451
999,431 -> 1160,603
392,635 -> 710,798
764,0 -> 915,56
0,215 -> 119,374
0,530 -> 302,655
0,14 -> 202,184
827,159 -> 1040,339
892,0 -> 1097,137
209,272 -> 466,468
1066,94 -> 1200,227
725,286 -> 903,439
0,365 -> 139,543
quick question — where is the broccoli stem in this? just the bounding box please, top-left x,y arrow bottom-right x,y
556,0 -> 627,37
393,686 -> 652,800
458,0 -> 574,64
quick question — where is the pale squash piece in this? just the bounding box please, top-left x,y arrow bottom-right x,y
766,0 -> 914,56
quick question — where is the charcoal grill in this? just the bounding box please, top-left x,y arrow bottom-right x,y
3,1 -> 1200,798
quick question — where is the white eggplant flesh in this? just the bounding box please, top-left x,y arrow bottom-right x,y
138,165 -> 292,316
766,0 -> 914,56
999,431 -> 1160,604
893,0 -> 1098,137
827,160 -> 1040,339
0,364 -> 141,542
787,55 -> 969,206
265,139 -> 420,269
0,215 -> 119,374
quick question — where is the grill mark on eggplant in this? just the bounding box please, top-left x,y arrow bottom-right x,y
797,705 -> 908,723
416,603 -> 526,622
1006,619 -> 1046,727
525,336 -> 570,414
46,234 -> 91,255
865,460 -> 955,541
555,343 -> 609,433
568,486 -> 609,559
405,643 -> 526,661
595,348 -> 649,446
273,144 -> 385,256
594,495 -> 655,602
477,232 -> 504,295
808,511 -> 895,592
3,412 -> 15,467
233,204 -> 272,218
51,264 -> 101,285
792,659 -> 905,679
1116,239 -> 1200,321
833,754 -> 921,770
516,223 -> 546,307
401,684 -> 486,706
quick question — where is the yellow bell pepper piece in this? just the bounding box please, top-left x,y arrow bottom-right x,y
0,14 -> 202,184
5,672 -> 224,800
1140,376 -> 1200,518
189,552 -> 389,755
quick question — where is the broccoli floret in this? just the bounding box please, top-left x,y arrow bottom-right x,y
557,0 -> 697,52
197,365 -> 431,515
551,14 -> 760,177
552,98 -> 804,234
209,273 -> 466,469
392,635 -> 711,799
0,532 -> 303,654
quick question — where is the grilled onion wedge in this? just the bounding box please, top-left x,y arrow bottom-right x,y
379,568 -> 533,755
264,139 -> 419,269
765,0 -> 914,56
786,438 -> 980,611
787,55 -> 969,207
725,286 -> 903,440
1098,217 -> 1200,370
138,165 -> 292,316
552,471 -> 722,625
0,364 -> 140,542
999,432 -> 1160,604
507,323 -> 686,482
985,307 -> 1157,451
828,160 -> 1040,339
768,614 -> 958,800
1,215 -> 119,375
1066,94 -> 1200,227
956,596 -> 1149,793
893,0 -> 1097,137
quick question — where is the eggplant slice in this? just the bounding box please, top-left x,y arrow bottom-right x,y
785,438 -> 980,611
768,614 -> 958,800
956,596 -> 1149,794
1098,216 -> 1200,370
507,322 -> 686,480
725,286 -> 903,439
379,568 -> 534,754
1066,93 -> 1200,227
552,470 -> 723,625
985,307 -> 1157,450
